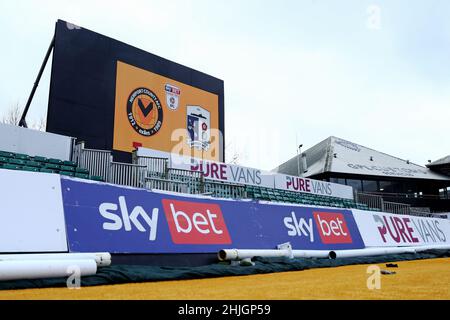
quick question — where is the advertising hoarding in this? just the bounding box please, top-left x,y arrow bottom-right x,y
61,178 -> 364,253
352,209 -> 450,247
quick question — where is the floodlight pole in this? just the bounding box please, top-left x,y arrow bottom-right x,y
297,144 -> 303,177
19,36 -> 55,128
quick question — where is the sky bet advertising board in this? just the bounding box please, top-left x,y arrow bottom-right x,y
61,178 -> 364,253
47,20 -> 224,162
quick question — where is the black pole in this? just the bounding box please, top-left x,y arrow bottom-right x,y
19,36 -> 55,128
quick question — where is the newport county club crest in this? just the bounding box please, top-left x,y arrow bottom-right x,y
186,106 -> 211,151
165,84 -> 180,111
127,88 -> 163,136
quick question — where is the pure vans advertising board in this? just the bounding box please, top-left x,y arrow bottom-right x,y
136,147 -> 355,198
61,178 -> 364,253
47,20 -> 224,163
352,209 -> 450,247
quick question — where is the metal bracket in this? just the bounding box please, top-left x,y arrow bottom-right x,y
277,242 -> 294,259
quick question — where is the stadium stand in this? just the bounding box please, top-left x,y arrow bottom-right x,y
0,142 -> 375,211
244,185 -> 377,210
64,142 -> 441,215
0,140 -> 434,215
0,149 -> 103,182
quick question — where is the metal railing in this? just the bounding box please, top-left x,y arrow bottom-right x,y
362,190 -> 447,200
80,149 -> 111,179
73,142 -> 111,179
145,177 -> 189,193
383,201 -> 411,215
203,180 -> 247,199
166,168 -> 203,193
356,192 -> 384,210
109,162 -> 146,188
357,191 -> 414,215
409,207 -> 435,217
71,142 -> 82,164
73,142 -> 148,187
135,155 -> 168,176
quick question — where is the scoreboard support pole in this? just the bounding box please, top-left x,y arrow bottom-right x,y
19,36 -> 55,128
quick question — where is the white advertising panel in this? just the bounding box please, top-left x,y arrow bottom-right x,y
0,169 -> 68,252
352,209 -> 450,247
175,158 -> 275,188
274,174 -> 354,199
0,122 -> 73,161
137,147 -> 276,188
137,147 -> 355,198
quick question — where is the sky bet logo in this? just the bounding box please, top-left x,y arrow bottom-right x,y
162,199 -> 231,244
99,196 -> 159,240
284,211 -> 352,244
98,197 -> 231,244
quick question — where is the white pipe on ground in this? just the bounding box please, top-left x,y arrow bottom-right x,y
0,252 -> 111,267
413,244 -> 450,252
218,249 -> 288,261
0,259 -> 97,281
328,247 -> 417,259
218,249 -> 330,261
292,250 -> 330,258
219,244 -> 450,262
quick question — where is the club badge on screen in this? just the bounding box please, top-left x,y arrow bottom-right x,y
127,87 -> 163,137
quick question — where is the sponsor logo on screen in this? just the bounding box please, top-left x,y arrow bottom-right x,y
187,106 -> 210,151
127,87 -> 163,137
165,84 -> 180,111
162,199 -> 231,244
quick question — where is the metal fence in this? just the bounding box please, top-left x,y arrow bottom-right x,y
356,192 -> 384,210
203,180 -> 247,199
73,142 -> 148,187
71,142 -> 82,164
410,207 -> 433,217
109,162 -> 147,188
145,177 -> 189,193
383,201 -> 411,215
167,168 -> 203,193
135,155 -> 168,177
73,142 -> 111,179
357,192 -> 416,215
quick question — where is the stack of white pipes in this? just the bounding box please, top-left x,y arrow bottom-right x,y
218,244 -> 450,262
0,252 -> 111,281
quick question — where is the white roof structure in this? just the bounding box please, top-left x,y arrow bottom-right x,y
427,155 -> 450,167
426,155 -> 450,177
274,136 -> 450,181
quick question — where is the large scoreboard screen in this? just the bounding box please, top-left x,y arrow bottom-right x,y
47,20 -> 224,162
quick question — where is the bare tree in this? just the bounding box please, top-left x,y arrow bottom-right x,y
1,103 -> 47,131
1,103 -> 22,125
225,140 -> 240,165
31,115 -> 47,131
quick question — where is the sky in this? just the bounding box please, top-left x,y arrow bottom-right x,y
0,0 -> 449,170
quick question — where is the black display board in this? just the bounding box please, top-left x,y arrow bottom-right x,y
47,20 -> 224,162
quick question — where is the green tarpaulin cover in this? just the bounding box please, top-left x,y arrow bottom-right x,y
0,250 -> 449,290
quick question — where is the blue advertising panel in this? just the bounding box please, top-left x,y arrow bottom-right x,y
61,178 -> 365,253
